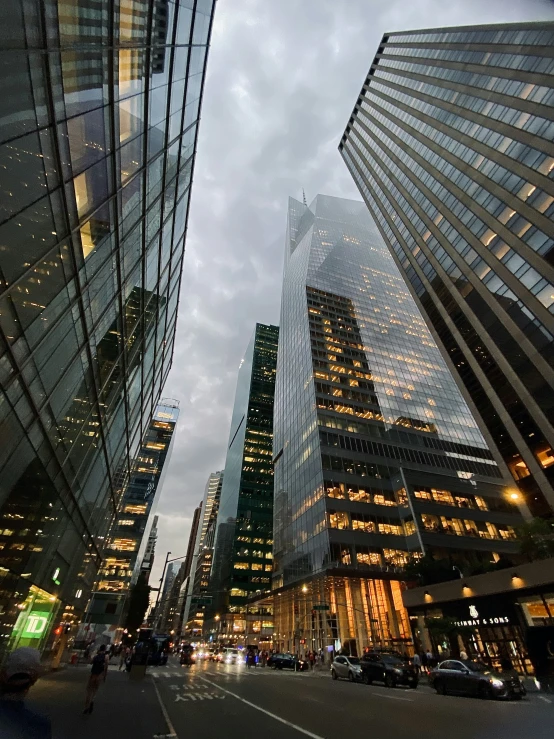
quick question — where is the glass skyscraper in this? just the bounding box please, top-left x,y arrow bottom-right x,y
208,324 -> 278,643
85,400 -> 179,636
182,470 -> 223,637
0,0 -> 215,659
340,22 -> 554,517
272,194 -> 523,656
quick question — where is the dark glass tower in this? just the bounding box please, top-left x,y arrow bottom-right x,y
85,400 -> 179,637
340,22 -> 554,516
272,194 -> 523,656
0,0 -> 215,658
208,324 -> 278,644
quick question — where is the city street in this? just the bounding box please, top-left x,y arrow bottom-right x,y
151,660 -> 554,739
23,657 -> 554,738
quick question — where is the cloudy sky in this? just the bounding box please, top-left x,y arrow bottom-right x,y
151,0 -> 554,584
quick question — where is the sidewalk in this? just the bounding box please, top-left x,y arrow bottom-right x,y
26,664 -> 170,739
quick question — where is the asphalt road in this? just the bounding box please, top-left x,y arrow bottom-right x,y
152,658 -> 554,739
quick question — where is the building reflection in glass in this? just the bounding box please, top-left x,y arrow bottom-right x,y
0,0 -> 215,659
272,194 -> 524,656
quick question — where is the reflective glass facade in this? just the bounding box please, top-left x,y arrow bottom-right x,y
0,0 -> 215,658
208,324 -> 278,642
340,22 -> 554,516
272,194 -> 523,656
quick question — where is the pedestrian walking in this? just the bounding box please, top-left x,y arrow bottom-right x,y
119,646 -> 130,671
426,649 -> 434,670
308,651 -> 315,670
84,644 -> 108,714
0,647 -> 51,738
412,652 -> 421,675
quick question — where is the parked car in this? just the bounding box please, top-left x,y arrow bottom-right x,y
360,652 -> 418,688
267,653 -> 309,671
331,655 -> 363,682
429,659 -> 526,700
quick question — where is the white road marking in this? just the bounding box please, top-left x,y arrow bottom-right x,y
369,691 -> 414,702
538,695 -> 552,704
197,676 -> 326,739
152,678 -> 178,739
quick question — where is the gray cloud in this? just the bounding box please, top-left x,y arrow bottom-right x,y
151,0 -> 554,583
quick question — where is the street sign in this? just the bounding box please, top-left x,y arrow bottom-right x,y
312,604 -> 330,611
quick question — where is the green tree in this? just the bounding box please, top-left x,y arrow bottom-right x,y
425,616 -> 474,657
516,517 -> 554,562
403,554 -> 459,586
125,576 -> 151,633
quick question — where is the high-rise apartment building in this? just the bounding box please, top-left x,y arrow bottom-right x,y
86,401 -> 179,633
207,324 -> 278,642
0,0 -> 215,658
183,470 -> 223,636
272,194 -> 523,656
340,22 -> 554,516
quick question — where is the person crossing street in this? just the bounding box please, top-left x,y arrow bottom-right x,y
84,645 -> 108,714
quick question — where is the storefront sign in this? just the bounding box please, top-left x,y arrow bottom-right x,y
453,604 -> 511,628
22,611 -> 50,638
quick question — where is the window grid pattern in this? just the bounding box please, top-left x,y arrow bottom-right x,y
341,21 -> 554,516
273,194 -> 521,591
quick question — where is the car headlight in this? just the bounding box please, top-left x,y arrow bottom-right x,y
393,668 -> 403,674
490,679 -> 504,689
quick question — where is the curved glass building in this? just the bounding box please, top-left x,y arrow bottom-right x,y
0,0 -> 215,659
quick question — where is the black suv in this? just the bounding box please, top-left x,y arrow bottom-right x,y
360,652 -> 418,689
267,653 -> 309,671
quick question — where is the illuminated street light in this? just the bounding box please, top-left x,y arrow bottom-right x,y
302,585 -> 308,593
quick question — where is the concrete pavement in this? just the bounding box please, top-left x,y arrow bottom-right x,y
26,663 -> 170,739
20,657 -> 554,739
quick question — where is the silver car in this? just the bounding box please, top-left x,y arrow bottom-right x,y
331,655 -> 363,682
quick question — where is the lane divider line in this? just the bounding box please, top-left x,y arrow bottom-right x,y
152,678 -> 178,738
369,691 -> 414,702
196,676 -> 326,739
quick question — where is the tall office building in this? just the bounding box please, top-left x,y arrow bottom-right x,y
207,324 -> 279,642
86,400 -> 179,633
172,499 -> 202,633
0,0 -> 215,658
340,22 -> 554,517
272,194 -> 523,656
141,514 -> 159,581
198,471 -> 224,552
183,470 -> 223,636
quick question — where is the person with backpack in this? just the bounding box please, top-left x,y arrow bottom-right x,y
84,645 -> 108,714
